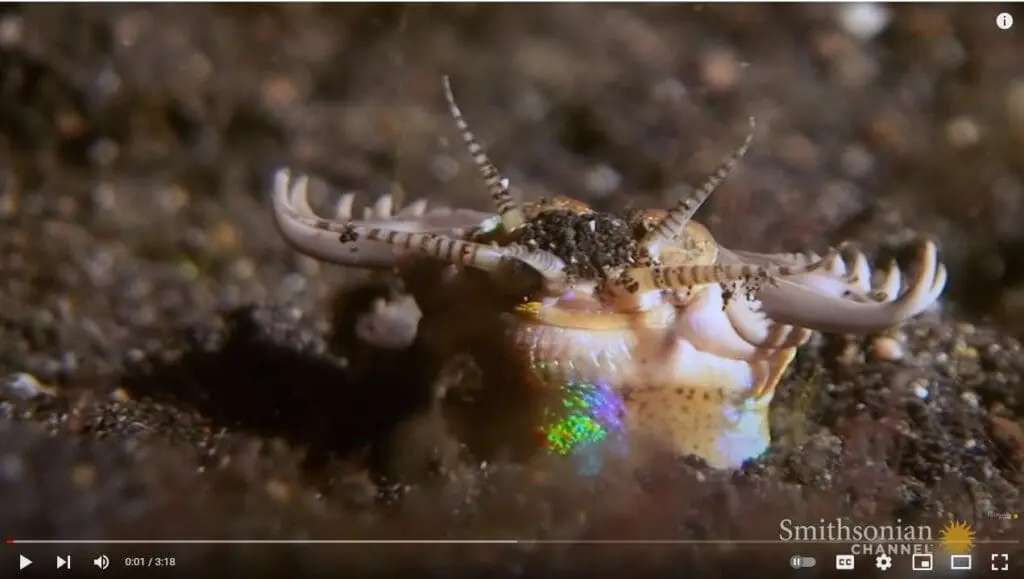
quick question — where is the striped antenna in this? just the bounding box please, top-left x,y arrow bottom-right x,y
642,117 -> 756,249
442,76 -> 525,233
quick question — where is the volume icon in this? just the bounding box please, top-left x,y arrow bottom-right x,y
94,555 -> 110,570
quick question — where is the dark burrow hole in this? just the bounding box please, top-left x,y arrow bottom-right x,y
120,286 -> 437,483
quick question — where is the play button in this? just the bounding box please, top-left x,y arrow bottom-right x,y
19,555 -> 32,570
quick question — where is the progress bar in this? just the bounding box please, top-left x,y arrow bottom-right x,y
6,539 -> 1021,545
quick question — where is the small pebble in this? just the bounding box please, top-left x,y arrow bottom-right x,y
355,295 -> 422,350
961,391 -> 981,408
88,138 -> 120,167
945,115 -> 981,148
840,144 -> 875,179
0,14 -> 23,48
651,77 -> 688,106
1006,79 -> 1024,128
838,3 -> 891,41
700,48 -> 742,91
871,336 -> 905,361
260,74 -> 301,109
266,479 -> 292,503
514,88 -> 548,123
912,379 -> 930,400
110,388 -> 131,403
72,463 -> 97,488
2,373 -> 57,400
157,184 -> 190,214
583,164 -> 622,198
210,221 -> 241,253
0,185 -> 17,219
0,455 -> 24,480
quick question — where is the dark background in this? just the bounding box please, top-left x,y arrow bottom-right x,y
0,4 -> 1022,577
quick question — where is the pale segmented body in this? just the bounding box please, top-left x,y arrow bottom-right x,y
271,77 -> 947,469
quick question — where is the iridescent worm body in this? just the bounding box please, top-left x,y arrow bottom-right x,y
271,76 -> 947,469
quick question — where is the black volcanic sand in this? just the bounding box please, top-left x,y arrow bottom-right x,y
1,5 -> 1023,577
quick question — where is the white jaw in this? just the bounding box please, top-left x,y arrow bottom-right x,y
271,169 -> 500,269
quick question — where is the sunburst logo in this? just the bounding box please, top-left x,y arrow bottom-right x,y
939,520 -> 975,555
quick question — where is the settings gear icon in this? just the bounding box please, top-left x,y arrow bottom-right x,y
874,553 -> 893,571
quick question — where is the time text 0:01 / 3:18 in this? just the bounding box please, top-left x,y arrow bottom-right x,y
124,556 -> 177,567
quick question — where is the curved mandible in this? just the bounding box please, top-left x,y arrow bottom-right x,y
271,168 -> 566,287
722,242 -> 947,333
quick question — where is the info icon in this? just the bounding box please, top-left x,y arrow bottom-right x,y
912,553 -> 933,571
835,554 -> 855,570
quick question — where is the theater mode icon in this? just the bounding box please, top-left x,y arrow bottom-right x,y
950,554 -> 972,571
